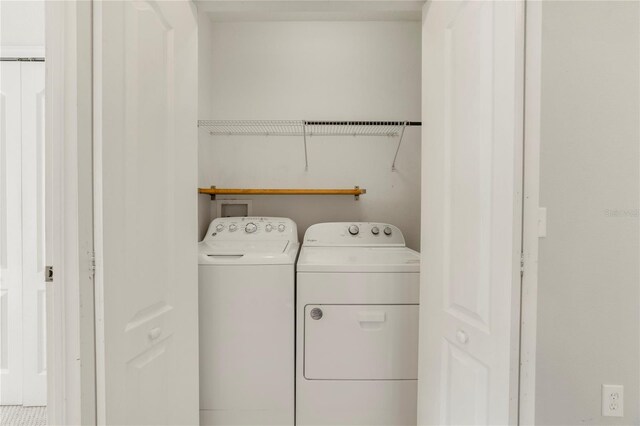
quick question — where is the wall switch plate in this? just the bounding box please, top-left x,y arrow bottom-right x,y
602,384 -> 624,417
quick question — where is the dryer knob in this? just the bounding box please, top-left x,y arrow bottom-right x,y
278,224 -> 286,232
265,224 -> 273,232
348,225 -> 359,235
371,226 -> 380,235
245,223 -> 257,233
229,224 -> 238,232
383,226 -> 392,236
215,224 -> 224,232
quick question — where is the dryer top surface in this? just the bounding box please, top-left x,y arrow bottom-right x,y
297,246 -> 420,273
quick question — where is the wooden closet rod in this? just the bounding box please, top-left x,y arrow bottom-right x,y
199,186 -> 366,200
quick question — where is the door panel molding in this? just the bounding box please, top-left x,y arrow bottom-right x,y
22,61 -> 47,406
93,1 -> 199,424
419,1 -> 525,424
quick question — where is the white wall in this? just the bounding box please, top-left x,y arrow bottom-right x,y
0,1 -> 44,53
535,2 -> 639,424
198,20 -> 422,249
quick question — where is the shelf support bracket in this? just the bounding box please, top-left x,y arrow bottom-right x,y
302,121 -> 309,171
391,122 -> 408,172
354,186 -> 360,201
209,185 -> 216,200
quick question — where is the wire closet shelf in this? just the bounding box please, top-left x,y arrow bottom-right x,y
198,120 -> 418,137
197,119 -> 422,171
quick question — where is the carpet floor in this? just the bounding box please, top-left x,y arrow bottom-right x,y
0,405 -> 47,426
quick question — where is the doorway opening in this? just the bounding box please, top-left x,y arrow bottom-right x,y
0,57 -> 47,424
0,1 -> 47,424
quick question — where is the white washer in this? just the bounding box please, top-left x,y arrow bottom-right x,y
199,217 -> 298,426
296,222 -> 420,426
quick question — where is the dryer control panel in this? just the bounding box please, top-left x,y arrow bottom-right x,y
204,217 -> 298,242
303,222 -> 405,247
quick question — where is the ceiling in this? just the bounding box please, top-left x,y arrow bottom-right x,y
195,1 -> 425,22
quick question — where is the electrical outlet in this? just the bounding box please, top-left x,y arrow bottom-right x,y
602,384 -> 624,417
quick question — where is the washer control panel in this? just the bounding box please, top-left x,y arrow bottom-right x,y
205,217 -> 298,241
303,222 -> 405,247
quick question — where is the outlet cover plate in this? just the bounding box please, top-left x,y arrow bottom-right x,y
602,384 -> 624,417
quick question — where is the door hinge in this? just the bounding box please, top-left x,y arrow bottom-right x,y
89,251 -> 96,277
520,252 -> 525,277
45,266 -> 54,282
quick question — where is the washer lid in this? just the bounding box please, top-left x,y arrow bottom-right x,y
202,240 -> 289,255
297,246 -> 420,273
199,240 -> 297,265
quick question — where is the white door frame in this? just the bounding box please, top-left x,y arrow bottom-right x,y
45,1 -> 96,425
518,1 -> 542,424
44,1 -> 543,424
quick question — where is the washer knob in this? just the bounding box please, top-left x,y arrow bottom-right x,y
245,223 -> 257,233
383,226 -> 392,236
215,224 -> 224,232
265,224 -> 273,232
348,225 -> 359,235
278,224 -> 286,232
229,224 -> 238,232
371,226 -> 380,235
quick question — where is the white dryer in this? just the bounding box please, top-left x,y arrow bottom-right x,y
198,217 -> 298,426
296,222 -> 420,426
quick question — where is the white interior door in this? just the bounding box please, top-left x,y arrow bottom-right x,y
0,61 -> 23,406
21,61 -> 47,407
418,1 -> 524,424
93,1 -> 199,424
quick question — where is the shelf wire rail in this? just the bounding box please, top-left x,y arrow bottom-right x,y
198,120 -> 420,170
